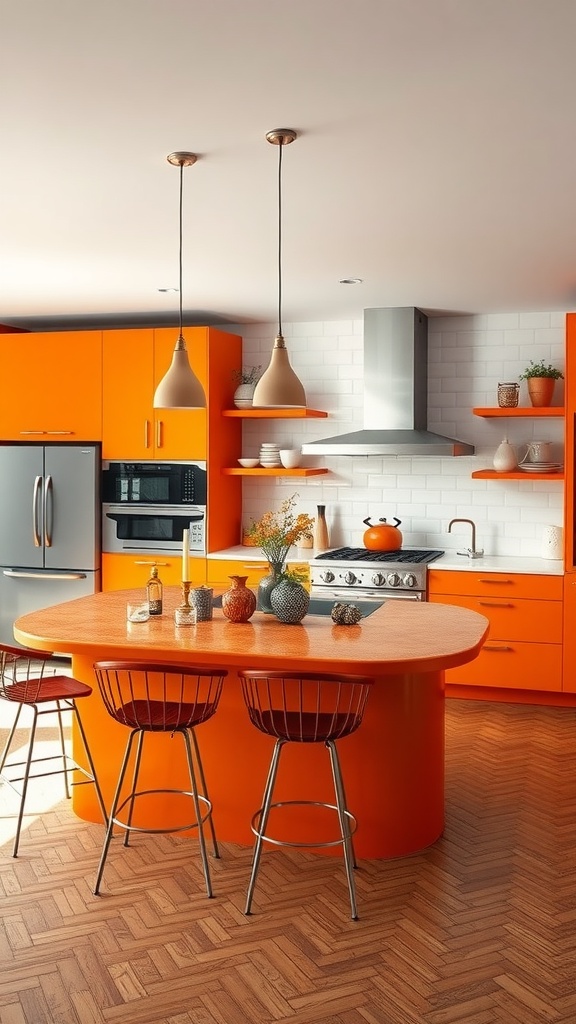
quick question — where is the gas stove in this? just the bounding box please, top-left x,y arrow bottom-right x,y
310,548 -> 444,600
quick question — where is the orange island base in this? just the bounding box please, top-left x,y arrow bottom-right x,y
14,588 -> 488,860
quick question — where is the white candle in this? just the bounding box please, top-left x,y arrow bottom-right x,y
182,528 -> 190,582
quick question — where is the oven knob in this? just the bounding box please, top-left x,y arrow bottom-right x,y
320,570 -> 335,583
371,572 -> 386,587
404,573 -> 417,588
387,572 -> 401,587
343,571 -> 357,585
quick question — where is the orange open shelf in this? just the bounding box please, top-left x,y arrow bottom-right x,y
222,467 -> 329,477
473,407 -> 564,417
472,469 -> 564,480
222,408 -> 328,418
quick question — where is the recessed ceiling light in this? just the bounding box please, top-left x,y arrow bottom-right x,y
339,278 -> 363,285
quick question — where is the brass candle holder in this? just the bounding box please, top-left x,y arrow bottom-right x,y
174,581 -> 197,626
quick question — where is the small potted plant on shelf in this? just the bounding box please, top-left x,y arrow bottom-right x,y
519,360 -> 564,408
232,366 -> 262,408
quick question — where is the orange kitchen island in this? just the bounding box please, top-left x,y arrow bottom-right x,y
14,589 -> 488,859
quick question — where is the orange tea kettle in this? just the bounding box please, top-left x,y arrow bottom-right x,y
362,516 -> 403,551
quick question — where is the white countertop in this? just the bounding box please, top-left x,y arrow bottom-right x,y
207,546 -> 564,576
429,553 -> 564,575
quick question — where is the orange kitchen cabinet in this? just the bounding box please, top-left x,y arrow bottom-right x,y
102,552 -> 206,591
101,326 -> 243,554
428,569 -> 563,691
206,558 -> 310,590
0,330 -> 103,440
102,328 -> 207,460
562,574 -> 576,691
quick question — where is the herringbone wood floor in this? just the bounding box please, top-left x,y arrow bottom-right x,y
1,698 -> 575,1024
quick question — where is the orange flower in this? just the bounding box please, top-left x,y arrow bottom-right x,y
247,495 -> 314,565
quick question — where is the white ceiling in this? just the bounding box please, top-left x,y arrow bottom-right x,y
4,0 -> 576,331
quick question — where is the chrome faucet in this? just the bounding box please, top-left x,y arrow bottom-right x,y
447,518 -> 484,559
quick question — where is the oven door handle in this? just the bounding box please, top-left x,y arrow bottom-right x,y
103,504 -> 205,519
311,588 -> 422,602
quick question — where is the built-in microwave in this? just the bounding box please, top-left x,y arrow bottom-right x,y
102,460 -> 207,506
102,504 -> 205,554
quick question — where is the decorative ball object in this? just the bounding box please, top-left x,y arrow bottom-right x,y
331,602 -> 363,626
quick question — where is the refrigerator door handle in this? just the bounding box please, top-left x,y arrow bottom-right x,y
3,569 -> 87,580
44,474 -> 53,547
32,475 -> 42,547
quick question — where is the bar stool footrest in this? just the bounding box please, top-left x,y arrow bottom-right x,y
251,799 -> 357,850
113,787 -> 213,837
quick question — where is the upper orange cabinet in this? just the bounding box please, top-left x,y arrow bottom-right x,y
102,328 -> 210,460
0,330 -> 103,440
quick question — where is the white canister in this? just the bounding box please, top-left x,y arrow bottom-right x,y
492,439 -> 518,473
541,525 -> 563,560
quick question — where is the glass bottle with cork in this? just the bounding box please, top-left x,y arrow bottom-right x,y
146,565 -> 163,616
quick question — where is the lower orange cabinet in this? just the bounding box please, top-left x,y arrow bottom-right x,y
428,570 -> 563,692
206,558 -> 310,590
102,553 -> 206,592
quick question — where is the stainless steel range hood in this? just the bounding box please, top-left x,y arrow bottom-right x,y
302,307 -> 474,457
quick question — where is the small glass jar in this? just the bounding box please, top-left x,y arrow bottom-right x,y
497,382 -> 520,408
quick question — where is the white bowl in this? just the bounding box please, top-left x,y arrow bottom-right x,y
238,458 -> 260,468
279,448 -> 302,468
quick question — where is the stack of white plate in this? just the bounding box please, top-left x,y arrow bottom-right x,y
518,462 -> 563,473
259,443 -> 282,467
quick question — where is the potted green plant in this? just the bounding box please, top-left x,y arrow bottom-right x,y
519,360 -> 564,408
232,365 -> 262,408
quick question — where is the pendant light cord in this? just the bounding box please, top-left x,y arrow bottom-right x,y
178,160 -> 184,342
277,141 -> 283,337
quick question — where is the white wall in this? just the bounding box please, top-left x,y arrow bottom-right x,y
233,311 -> 566,557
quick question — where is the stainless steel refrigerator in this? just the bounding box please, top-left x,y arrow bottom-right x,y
0,443 -> 101,646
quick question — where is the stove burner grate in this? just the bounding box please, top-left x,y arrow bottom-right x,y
314,547 -> 444,564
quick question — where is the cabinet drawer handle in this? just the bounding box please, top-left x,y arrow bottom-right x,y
483,644 -> 513,652
20,430 -> 47,435
144,420 -> 150,448
134,560 -> 170,566
479,601 -> 513,607
156,420 -> 162,448
478,579 -> 513,585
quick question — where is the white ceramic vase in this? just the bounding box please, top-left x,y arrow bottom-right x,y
233,383 -> 256,408
493,439 -> 518,473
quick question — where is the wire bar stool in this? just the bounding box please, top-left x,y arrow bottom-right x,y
238,669 -> 375,919
0,642 -> 106,857
92,661 -> 227,898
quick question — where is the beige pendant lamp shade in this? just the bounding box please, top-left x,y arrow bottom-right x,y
253,334 -> 306,406
252,129 -> 306,409
153,152 -> 206,410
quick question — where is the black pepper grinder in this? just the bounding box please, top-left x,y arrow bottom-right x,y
146,565 -> 163,616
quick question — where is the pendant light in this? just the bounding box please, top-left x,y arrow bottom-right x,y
252,129 -> 306,409
153,151 -> 206,409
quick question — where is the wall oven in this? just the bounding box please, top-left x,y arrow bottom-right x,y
102,461 -> 206,555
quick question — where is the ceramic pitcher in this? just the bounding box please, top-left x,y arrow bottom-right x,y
523,441 -> 553,464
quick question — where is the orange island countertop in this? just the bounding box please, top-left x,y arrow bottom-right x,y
14,587 -> 489,859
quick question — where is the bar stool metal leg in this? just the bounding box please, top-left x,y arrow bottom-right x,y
94,729 -> 138,895
189,727 -> 220,859
245,738 -> 286,915
182,729 -> 214,898
327,739 -> 358,920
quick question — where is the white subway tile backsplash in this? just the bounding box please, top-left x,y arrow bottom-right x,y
235,310 -> 566,558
